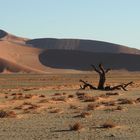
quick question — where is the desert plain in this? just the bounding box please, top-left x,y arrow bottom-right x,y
0,71 -> 140,140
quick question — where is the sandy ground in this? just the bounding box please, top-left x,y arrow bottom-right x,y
0,72 -> 140,140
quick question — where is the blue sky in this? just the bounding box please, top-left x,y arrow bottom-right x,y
0,0 -> 140,49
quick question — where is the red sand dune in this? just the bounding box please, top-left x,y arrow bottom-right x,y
0,29 -> 140,73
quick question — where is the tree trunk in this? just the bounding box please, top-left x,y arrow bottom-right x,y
91,64 -> 110,90
98,74 -> 106,89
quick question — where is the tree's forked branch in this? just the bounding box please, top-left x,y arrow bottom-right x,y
105,68 -> 111,73
98,63 -> 105,73
91,64 -> 100,74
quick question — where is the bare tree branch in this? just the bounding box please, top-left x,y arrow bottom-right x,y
99,63 -> 105,74
109,81 -> 133,91
79,79 -> 97,90
91,65 -> 100,74
105,68 -> 111,73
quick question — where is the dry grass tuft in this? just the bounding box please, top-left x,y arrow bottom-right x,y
80,112 -> 92,118
116,106 -> 123,110
23,102 -> 33,105
106,92 -> 119,96
76,92 -> 86,100
0,110 -> 9,118
101,121 -> 117,128
11,94 -> 34,100
50,109 -> 63,113
53,93 -> 62,96
62,92 -> 67,95
69,122 -> 83,131
101,101 -> 116,106
76,92 -> 85,96
39,95 -> 45,98
87,103 -> 99,110
5,96 -> 8,99
68,94 -> 74,98
51,96 -> 67,102
84,96 -> 99,102
0,110 -> 17,118
69,104 -> 79,109
39,99 -> 49,103
7,111 -> 17,118
12,95 -> 24,100
118,98 -> 135,104
135,98 -> 140,103
14,105 -> 23,110
99,94 -> 109,98
27,104 -> 39,110
24,94 -> 33,99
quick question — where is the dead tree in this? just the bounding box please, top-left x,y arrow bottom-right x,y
79,63 -> 133,91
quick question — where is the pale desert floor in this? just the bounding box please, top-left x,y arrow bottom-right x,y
0,71 -> 140,140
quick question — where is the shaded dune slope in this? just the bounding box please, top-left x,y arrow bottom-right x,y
39,50 -> 140,71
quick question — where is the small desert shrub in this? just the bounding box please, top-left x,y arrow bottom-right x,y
7,111 -> 17,118
101,101 -> 116,106
69,104 -> 79,109
11,93 -> 16,96
99,94 -> 108,98
5,96 -> 8,99
12,95 -> 24,100
84,96 -> 99,102
87,103 -> 99,110
106,92 -> 119,96
22,88 -> 32,91
80,112 -> 91,118
62,92 -> 67,95
39,99 -> 49,103
68,94 -> 74,98
0,110 -> 16,118
53,93 -> 61,96
24,94 -> 33,99
116,106 -> 123,110
17,93 -> 23,96
27,104 -> 39,110
51,96 -> 67,102
23,109 -> 30,114
14,105 -> 23,110
69,122 -> 83,131
118,98 -> 135,104
39,95 -> 45,98
105,106 -> 124,112
0,110 -> 8,118
23,102 -> 33,105
76,92 -> 85,100
101,121 -> 116,128
76,92 -> 85,96
50,109 -> 62,113
135,98 -> 140,103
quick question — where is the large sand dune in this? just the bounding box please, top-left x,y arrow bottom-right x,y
0,29 -> 140,73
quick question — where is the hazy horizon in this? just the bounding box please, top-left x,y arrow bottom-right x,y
1,0 -> 140,49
